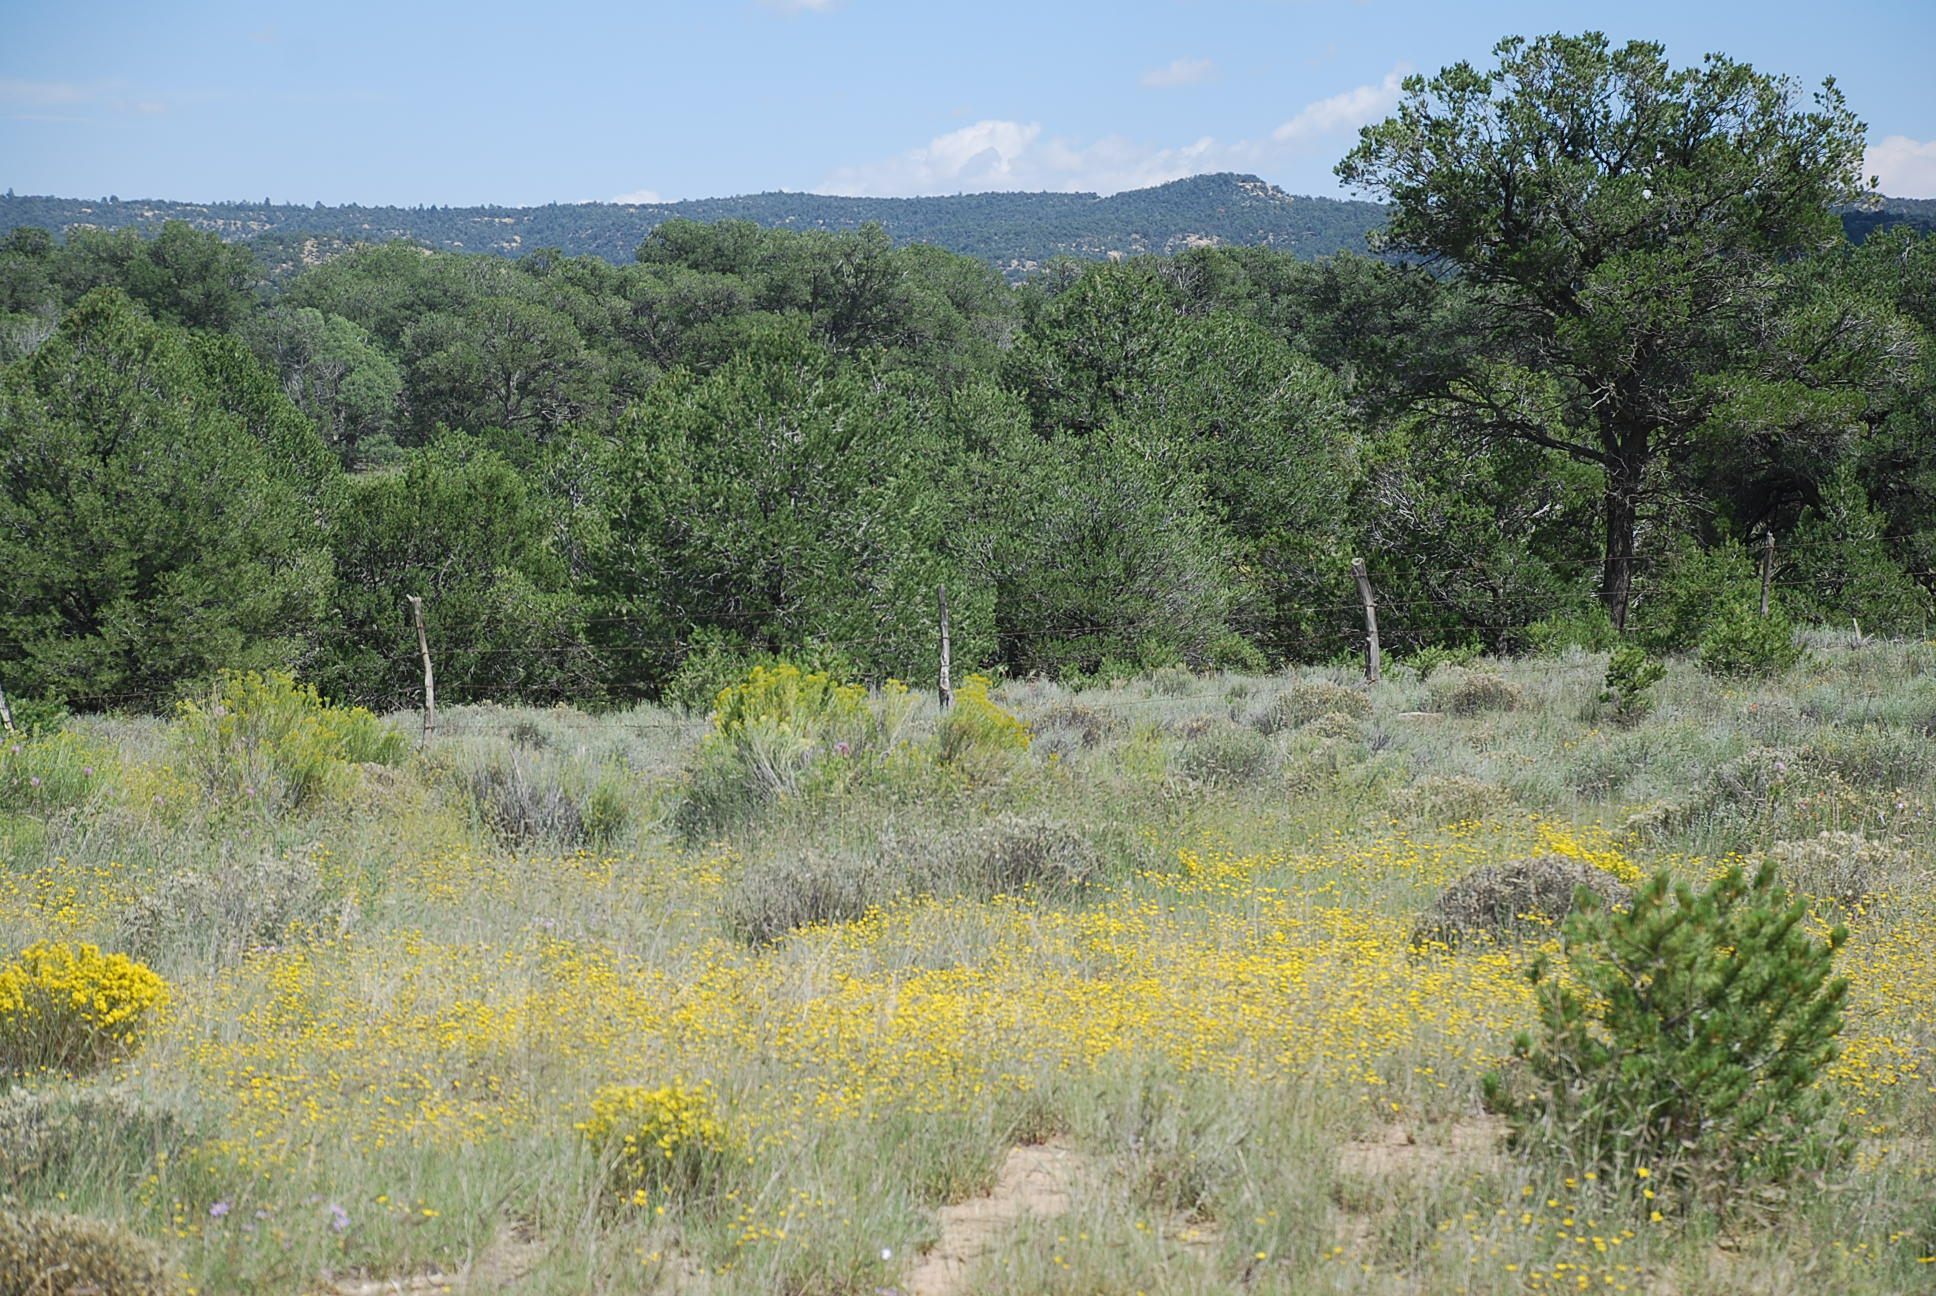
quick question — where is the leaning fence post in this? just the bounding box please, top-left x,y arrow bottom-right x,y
937,584 -> 954,710
1352,557 -> 1381,685
406,595 -> 436,742
1759,531 -> 1776,619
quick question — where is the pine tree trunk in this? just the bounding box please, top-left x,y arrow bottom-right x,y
1600,435 -> 1647,632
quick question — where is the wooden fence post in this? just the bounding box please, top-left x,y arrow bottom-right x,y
0,675 -> 14,734
937,585 -> 954,710
406,595 -> 436,742
1759,532 -> 1776,619
1352,557 -> 1381,685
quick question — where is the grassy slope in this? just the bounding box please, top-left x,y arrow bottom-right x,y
2,636 -> 1933,1294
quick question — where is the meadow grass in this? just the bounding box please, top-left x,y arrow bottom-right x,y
1,642 -> 1932,1294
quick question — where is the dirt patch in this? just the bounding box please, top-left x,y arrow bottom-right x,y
324,1223 -> 547,1295
905,1138 -> 1087,1296
1332,1116 -> 1507,1259
1335,1115 -> 1506,1179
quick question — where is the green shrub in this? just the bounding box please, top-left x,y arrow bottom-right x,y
0,731 -> 109,816
1600,644 -> 1666,725
1403,642 -> 1482,679
1631,540 -> 1758,655
0,1209 -> 175,1296
173,670 -> 405,812
1699,604 -> 1802,679
1525,606 -> 1618,655
2,695 -> 68,740
661,630 -> 859,715
1483,864 -> 1852,1208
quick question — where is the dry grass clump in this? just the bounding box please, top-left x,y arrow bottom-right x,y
1411,853 -> 1632,949
1249,679 -> 1370,734
1758,831 -> 1923,907
117,851 -> 338,960
1427,668 -> 1522,716
1147,666 -> 1198,696
0,1209 -> 175,1296
1390,773 -> 1515,826
1176,721 -> 1277,786
729,816 -> 1105,943
464,754 -> 630,850
1032,703 -> 1122,753
0,1084 -> 190,1191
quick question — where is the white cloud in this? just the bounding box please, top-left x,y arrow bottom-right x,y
610,188 -> 664,204
1140,57 -> 1218,89
757,0 -> 836,12
817,64 -> 1413,198
1272,65 -> 1407,142
816,119 -> 1228,197
1866,135 -> 1936,198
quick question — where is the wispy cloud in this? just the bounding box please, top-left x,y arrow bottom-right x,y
1866,135 -> 1936,198
1272,65 -> 1407,141
610,188 -> 665,204
0,76 -> 204,117
818,65 -> 1412,197
1140,57 -> 1218,89
756,0 -> 836,12
0,78 -> 93,108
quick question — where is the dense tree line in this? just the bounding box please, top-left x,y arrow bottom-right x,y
3,33 -> 1934,711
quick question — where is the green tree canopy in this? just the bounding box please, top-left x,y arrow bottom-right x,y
0,289 -> 332,705
1339,32 -> 1874,627
590,320 -> 981,692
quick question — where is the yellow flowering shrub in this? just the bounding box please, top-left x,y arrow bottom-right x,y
680,664 -> 912,837
934,674 -> 1030,778
0,941 -> 170,1077
577,1082 -> 735,1204
174,670 -> 405,811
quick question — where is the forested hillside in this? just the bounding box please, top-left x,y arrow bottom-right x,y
0,174 -> 1392,278
5,178 -> 1930,283
3,34 -> 1934,718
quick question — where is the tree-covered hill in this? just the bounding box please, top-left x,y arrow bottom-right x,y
5,175 -> 1928,278
0,175 -> 1388,275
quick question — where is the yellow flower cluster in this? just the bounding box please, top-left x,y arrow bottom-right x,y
0,939 -> 169,1075
710,664 -> 868,743
577,1081 -> 733,1199
935,674 -> 1030,773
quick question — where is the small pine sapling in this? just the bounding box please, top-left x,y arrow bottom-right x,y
1483,863 -> 1851,1213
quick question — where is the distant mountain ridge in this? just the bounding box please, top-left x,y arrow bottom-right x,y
2,174 -> 1932,275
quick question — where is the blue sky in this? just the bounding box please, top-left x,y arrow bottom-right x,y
5,0 -> 1934,206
